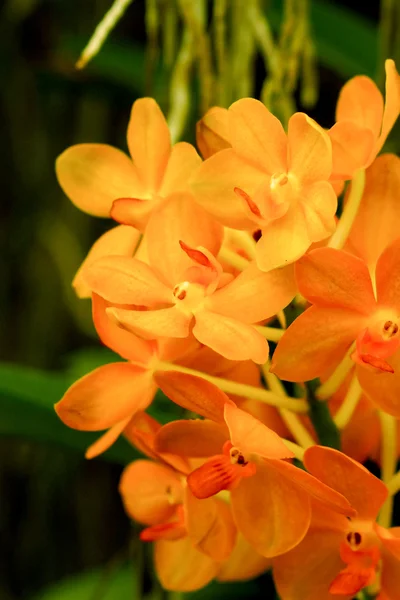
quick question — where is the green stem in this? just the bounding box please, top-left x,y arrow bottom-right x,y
378,412 -> 397,528
328,169 -> 366,250
333,374 -> 362,430
306,381 -> 341,449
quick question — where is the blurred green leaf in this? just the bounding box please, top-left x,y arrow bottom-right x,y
0,361 -> 137,464
269,0 -> 378,78
32,564 -> 136,600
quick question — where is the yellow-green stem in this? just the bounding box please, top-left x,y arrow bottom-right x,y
328,169 -> 366,250
156,361 -> 308,413
217,246 -> 250,271
255,326 -> 284,343
316,345 -> 355,401
263,364 -> 315,449
333,374 -> 362,429
378,412 -> 397,528
387,469 -> 400,497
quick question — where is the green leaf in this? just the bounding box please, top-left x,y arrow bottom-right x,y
0,360 -> 137,464
32,564 -> 137,600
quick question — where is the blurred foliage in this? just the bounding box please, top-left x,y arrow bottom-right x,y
1,0 -> 399,599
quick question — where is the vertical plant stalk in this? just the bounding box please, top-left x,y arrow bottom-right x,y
378,0 -> 396,86
305,381 -> 341,450
328,169 -> 366,250
316,345 -> 355,401
145,0 -> 159,94
333,374 -> 362,429
163,0 -> 178,67
378,412 -> 397,528
76,0 -> 135,69
167,29 -> 194,144
213,0 -> 228,106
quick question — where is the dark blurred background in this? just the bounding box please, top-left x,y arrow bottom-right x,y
0,1 -> 399,599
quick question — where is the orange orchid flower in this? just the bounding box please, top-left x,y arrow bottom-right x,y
271,237 -> 400,416
273,446 -> 400,600
82,195 -> 295,364
154,372 -> 355,558
56,98 -> 201,230
191,98 -> 336,271
329,59 -> 400,180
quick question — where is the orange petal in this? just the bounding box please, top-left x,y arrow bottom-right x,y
217,534 -> 271,582
357,355 -> 400,416
255,204 -> 311,272
329,120 -> 376,179
185,487 -> 236,561
288,113 -> 332,184
348,154 -> 400,270
207,261 -> 296,324
231,463 -> 311,557
160,142 -> 202,196
85,416 -> 132,459
375,524 -> 400,560
73,225 -> 141,298
271,306 -> 363,382
190,148 -> 266,229
119,459 -> 183,525
145,192 -> 223,284
188,454 -> 245,499
154,536 -> 219,591
108,305 -> 191,339
266,458 -> 356,517
154,371 -> 233,421
110,197 -> 153,231
196,106 -> 231,159
155,419 -> 229,457
336,75 -> 383,140
223,403 -> 294,460
296,247 -> 376,313
193,310 -> 269,364
56,144 -> 144,216
229,98 -> 287,174
127,98 -> 171,193
375,237 -> 400,312
329,568 -> 373,595
376,59 -> 400,155
273,527 -> 346,600
304,446 -> 386,519
84,256 -> 172,305
92,294 -> 155,363
140,519 -> 186,542
55,363 -> 155,430
380,540 -> 400,599
300,181 -> 337,242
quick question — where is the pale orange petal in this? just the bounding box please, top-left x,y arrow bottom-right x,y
288,113 -> 332,184
154,371 -> 234,422
271,306 -> 364,382
110,197 -> 153,231
256,204 -> 311,272
84,256 -> 172,305
55,363 -> 155,430
224,403 -> 294,460
196,106 -> 231,159
127,98 -> 171,193
155,419 -> 228,457
329,120 -> 375,179
108,306 -> 191,339
231,463 -> 311,557
145,192 -> 223,284
190,148 -> 266,229
375,237 -> 400,312
193,310 -> 269,364
119,459 -> 182,525
229,98 -> 287,174
218,534 -> 271,582
376,59 -> 400,155
304,446 -> 387,520
357,354 -> 400,416
160,142 -> 202,196
154,536 -> 219,591
185,488 -> 236,561
296,248 -> 376,314
207,261 -> 296,324
92,294 -> 155,363
336,75 -> 383,139
85,416 -> 132,459
300,182 -> 337,242
56,144 -> 144,216
380,542 -> 400,600
73,225 -> 141,298
348,154 -> 400,269
273,528 -> 346,600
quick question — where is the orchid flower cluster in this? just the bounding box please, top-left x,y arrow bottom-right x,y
54,60 -> 400,598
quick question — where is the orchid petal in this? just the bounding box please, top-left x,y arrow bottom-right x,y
336,75 -> 384,139
55,363 -> 155,431
288,113 -> 332,184
196,106 -> 231,159
375,237 -> 400,312
108,306 -> 191,339
193,310 -> 269,364
110,197 -> 153,231
160,142 -> 202,196
155,419 -> 229,457
85,416 -> 132,459
376,59 -> 400,155
217,534 -> 271,582
357,354 -> 400,417
127,98 -> 171,193
56,144 -> 144,217
329,120 -> 375,179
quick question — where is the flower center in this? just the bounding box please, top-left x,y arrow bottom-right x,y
353,310 -> 400,372
229,445 -> 249,466
172,281 -> 206,314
